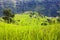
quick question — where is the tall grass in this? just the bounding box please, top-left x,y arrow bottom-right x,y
0,13 -> 60,40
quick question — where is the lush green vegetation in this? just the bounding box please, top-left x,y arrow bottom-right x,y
0,11 -> 60,40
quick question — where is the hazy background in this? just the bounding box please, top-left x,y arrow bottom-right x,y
0,0 -> 60,17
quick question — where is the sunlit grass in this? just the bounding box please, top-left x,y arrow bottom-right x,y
0,13 -> 60,40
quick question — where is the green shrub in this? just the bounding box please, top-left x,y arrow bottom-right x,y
57,18 -> 60,23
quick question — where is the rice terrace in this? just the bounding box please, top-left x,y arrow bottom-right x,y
0,0 -> 60,40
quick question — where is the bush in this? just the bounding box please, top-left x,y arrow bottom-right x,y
47,19 -> 52,24
2,16 -> 15,23
41,22 -> 47,26
57,18 -> 60,23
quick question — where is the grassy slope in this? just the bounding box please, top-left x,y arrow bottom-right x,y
0,13 -> 60,40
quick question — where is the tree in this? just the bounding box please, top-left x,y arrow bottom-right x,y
2,9 -> 15,23
3,9 -> 14,17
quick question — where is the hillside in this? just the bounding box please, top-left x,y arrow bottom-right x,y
0,12 -> 60,40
